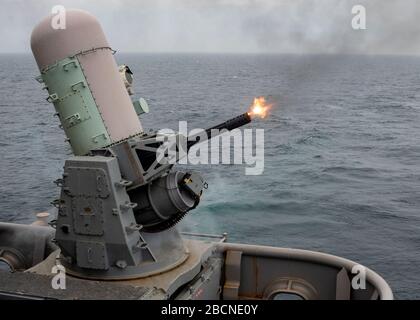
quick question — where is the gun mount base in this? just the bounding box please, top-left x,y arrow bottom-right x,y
59,228 -> 189,280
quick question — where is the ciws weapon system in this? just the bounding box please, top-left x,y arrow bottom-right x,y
0,10 -> 393,300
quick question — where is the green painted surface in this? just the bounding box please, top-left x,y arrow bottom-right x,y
132,97 -> 149,116
40,57 -> 111,155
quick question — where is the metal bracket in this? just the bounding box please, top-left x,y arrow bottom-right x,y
62,60 -> 78,72
120,201 -> 137,211
132,241 -> 148,251
64,113 -> 82,128
46,93 -> 59,103
125,223 -> 143,234
115,180 -> 133,188
222,250 -> 243,300
54,178 -> 64,187
35,75 -> 44,83
70,81 -> 86,91
92,133 -> 108,144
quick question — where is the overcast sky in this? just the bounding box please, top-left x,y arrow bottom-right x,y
1,0 -> 420,54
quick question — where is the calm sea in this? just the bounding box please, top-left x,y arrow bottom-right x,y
0,53 -> 419,298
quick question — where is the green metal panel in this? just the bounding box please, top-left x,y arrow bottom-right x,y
40,57 -> 111,155
132,97 -> 149,116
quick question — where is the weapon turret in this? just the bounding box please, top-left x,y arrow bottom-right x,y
31,9 -> 252,279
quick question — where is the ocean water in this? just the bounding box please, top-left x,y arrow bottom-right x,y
1,53 -> 420,299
